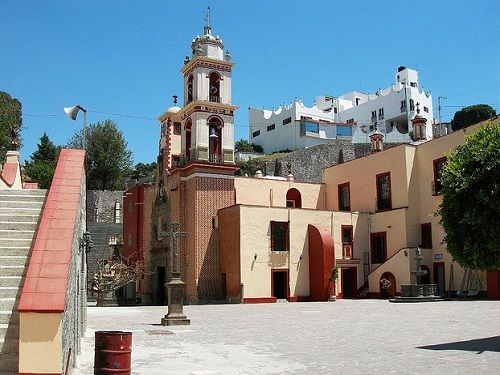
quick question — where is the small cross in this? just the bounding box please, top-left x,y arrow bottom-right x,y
167,223 -> 188,274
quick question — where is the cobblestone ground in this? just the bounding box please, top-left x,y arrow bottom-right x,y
74,300 -> 500,375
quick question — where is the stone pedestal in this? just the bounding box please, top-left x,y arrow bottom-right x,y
391,284 -> 443,303
98,291 -> 118,307
161,276 -> 190,326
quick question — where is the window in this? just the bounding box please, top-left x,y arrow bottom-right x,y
371,111 -> 377,121
433,157 -> 447,195
334,107 -> 338,114
283,117 -> 292,125
209,72 -> 221,103
421,223 -> 432,249
376,172 -> 392,211
267,124 -> 276,132
302,121 -> 319,133
252,130 -> 260,138
173,122 -> 181,135
271,221 -> 289,252
338,183 -> 350,211
370,232 -> 387,264
410,99 -> 415,111
286,188 -> 301,208
379,108 -> 384,119
342,225 -> 353,258
424,106 -> 429,113
400,100 -> 407,113
355,98 -> 361,106
172,155 -> 180,166
347,118 -> 355,124
336,125 -> 352,137
187,75 -> 194,103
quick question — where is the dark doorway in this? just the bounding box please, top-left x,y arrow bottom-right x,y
272,270 -> 288,300
341,268 -> 358,298
157,266 -> 166,305
380,272 -> 396,299
434,262 -> 446,296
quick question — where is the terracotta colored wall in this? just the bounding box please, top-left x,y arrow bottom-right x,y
234,177 -> 325,209
487,271 -> 500,300
308,224 -> 334,301
218,205 -> 241,301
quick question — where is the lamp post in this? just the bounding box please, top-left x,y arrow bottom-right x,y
64,105 -> 87,149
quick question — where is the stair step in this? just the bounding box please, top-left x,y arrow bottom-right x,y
0,238 -> 33,247
0,229 -> 35,237
0,356 -> 18,373
0,288 -> 20,299
0,311 -> 18,324
0,193 -> 46,202
0,209 -> 42,218
0,256 -> 27,267
0,247 -> 30,256
0,214 -> 40,223
0,189 -> 47,196
0,266 -> 25,276
0,298 -> 16,311
0,222 -> 38,230
0,200 -> 43,209
0,277 -> 22,288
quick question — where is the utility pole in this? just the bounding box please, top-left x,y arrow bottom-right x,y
438,96 -> 447,135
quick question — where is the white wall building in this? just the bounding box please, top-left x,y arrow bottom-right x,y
249,66 -> 433,154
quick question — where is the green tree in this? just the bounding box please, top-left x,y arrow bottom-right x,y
23,133 -> 61,189
67,119 -> 133,190
235,139 -> 253,152
451,104 -> 496,131
237,157 -> 262,177
437,121 -> 500,271
0,91 -> 22,164
131,162 -> 157,179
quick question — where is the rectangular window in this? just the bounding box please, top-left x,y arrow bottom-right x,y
379,108 -> 384,119
424,106 -> 429,113
421,223 -> 432,249
376,172 -> 392,211
252,130 -> 260,138
338,182 -> 350,211
347,118 -> 355,124
401,100 -> 407,113
267,124 -> 276,132
336,125 -> 352,137
334,107 -> 338,114
433,157 -> 447,195
304,121 -> 319,133
271,221 -> 289,252
355,98 -> 361,106
283,117 -> 292,125
370,232 -> 387,264
342,225 -> 353,258
173,122 -> 182,135
371,110 -> 377,121
410,99 -> 415,111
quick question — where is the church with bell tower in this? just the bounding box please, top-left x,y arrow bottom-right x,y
155,9 -> 240,304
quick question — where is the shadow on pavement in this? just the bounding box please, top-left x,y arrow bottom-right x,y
418,335 -> 500,354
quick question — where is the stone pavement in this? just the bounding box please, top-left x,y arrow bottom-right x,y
74,300 -> 500,374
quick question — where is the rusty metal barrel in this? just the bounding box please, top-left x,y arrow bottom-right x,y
94,331 -> 132,375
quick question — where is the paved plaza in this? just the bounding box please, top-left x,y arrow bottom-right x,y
74,300 -> 500,374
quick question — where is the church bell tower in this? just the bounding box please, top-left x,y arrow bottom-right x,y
179,8 -> 237,164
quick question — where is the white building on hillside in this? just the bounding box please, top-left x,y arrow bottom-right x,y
249,66 -> 433,154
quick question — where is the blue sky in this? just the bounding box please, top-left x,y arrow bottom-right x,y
1,0 -> 499,164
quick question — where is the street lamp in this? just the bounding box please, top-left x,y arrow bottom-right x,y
64,105 -> 87,149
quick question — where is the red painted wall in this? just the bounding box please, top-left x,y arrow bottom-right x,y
487,270 -> 500,300
122,184 -> 145,263
308,224 -> 334,301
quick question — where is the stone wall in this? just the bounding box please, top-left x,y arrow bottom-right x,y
260,141 -> 401,183
86,190 -> 124,223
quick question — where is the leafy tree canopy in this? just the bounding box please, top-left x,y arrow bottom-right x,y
451,104 -> 496,131
437,121 -> 500,271
67,119 -> 133,190
131,162 -> 157,179
235,139 -> 264,153
23,133 -> 61,189
237,157 -> 262,177
0,91 -> 22,164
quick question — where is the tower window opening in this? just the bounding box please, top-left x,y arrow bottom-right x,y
209,72 -> 221,103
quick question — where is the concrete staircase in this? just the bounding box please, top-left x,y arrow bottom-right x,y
0,189 -> 46,374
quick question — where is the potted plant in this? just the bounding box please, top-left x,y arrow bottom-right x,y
328,266 -> 339,301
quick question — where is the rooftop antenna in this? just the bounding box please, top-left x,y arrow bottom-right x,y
204,6 -> 212,35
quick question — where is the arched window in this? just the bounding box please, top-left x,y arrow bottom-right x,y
186,75 -> 194,103
208,116 -> 223,162
184,119 -> 192,161
209,72 -> 220,103
286,188 -> 302,208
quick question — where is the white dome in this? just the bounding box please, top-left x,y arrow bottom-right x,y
166,106 -> 181,114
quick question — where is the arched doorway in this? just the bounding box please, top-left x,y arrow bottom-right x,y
308,224 -> 334,301
208,116 -> 222,162
380,272 -> 396,299
286,188 -> 302,208
184,119 -> 192,162
209,72 -> 221,103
